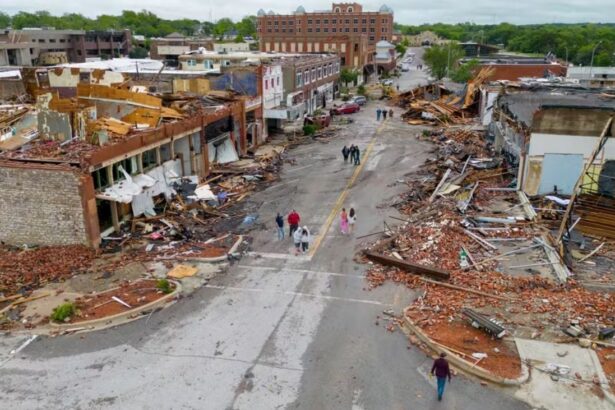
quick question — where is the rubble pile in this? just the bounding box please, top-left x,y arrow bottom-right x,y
363,122 -> 615,376
0,245 -> 96,295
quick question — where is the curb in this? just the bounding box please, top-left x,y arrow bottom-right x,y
47,279 -> 182,333
401,307 -> 530,386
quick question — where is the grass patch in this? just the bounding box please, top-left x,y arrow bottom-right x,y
156,279 -> 173,294
51,302 -> 76,322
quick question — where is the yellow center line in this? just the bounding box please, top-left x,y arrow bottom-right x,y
309,118 -> 388,256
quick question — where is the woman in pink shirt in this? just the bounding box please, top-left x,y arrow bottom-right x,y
340,208 -> 349,235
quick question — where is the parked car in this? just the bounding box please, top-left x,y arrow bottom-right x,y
351,95 -> 367,106
380,79 -> 394,86
330,102 -> 360,115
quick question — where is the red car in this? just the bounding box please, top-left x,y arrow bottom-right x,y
330,102 -> 360,115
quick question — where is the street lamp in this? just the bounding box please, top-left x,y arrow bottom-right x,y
589,40 -> 603,87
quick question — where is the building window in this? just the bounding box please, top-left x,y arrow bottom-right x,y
289,21 -> 294,25
334,7 -> 341,13
187,59 -> 197,66
315,19 -> 320,24
142,148 -> 158,171
92,168 -> 110,190
345,19 -> 350,24
267,29 -> 272,33
49,39 -> 56,43
297,28 -> 301,33
274,21 -> 278,25
347,6 -> 353,12
282,29 -> 286,33
289,29 -> 294,33
267,21 -> 272,26
345,28 -> 349,32
332,28 -> 337,33
324,19 -> 329,24
332,19 -> 337,24
362,18 -> 367,24
324,27 -> 329,33
353,28 -> 358,32
307,19 -> 312,24
354,19 -> 358,24
382,19 -> 387,23
318,67 -> 322,79
296,72 -> 302,87
282,21 -> 286,25
271,79 -> 274,88
308,28 -> 312,33
274,29 -> 279,33
354,43 -> 359,52
312,68 -> 316,80
370,27 -> 375,32
60,39 -> 66,43
316,28 -> 320,32
277,77 -> 280,86
304,70 -> 310,83
265,80 -> 268,90
362,28 -> 366,32
369,36 -> 375,41
370,18 -> 376,24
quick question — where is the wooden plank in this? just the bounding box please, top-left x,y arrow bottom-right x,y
364,251 -> 450,280
429,169 -> 452,203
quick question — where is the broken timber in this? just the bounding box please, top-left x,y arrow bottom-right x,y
364,251 -> 450,280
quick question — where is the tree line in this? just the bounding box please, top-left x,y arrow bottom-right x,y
395,22 -> 615,66
0,10 -> 256,41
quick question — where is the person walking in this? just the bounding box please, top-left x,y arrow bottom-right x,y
382,109 -> 388,120
275,213 -> 284,241
348,208 -> 357,234
376,108 -> 382,121
342,145 -> 350,163
288,209 -> 301,237
389,108 -> 394,119
340,208 -> 349,235
354,146 -> 361,165
293,227 -> 303,255
301,226 -> 310,253
349,145 -> 356,164
396,84 -> 400,92
431,352 -> 452,401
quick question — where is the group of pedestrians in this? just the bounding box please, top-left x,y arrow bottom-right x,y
339,207 -> 357,235
376,108 -> 394,121
417,63 -> 424,70
275,210 -> 310,255
341,145 -> 361,165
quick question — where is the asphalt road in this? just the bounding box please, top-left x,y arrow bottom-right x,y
0,66 -> 531,410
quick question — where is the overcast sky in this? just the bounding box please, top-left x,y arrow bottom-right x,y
3,0 -> 615,25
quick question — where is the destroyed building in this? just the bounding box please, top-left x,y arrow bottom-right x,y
0,82 -> 252,249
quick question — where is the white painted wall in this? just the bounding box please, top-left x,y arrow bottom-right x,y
529,133 -> 615,159
263,65 -> 283,110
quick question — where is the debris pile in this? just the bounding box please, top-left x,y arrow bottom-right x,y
0,245 -> 96,295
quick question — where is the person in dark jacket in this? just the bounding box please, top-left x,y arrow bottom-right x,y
342,145 -> 350,163
275,213 -> 284,240
431,352 -> 452,401
354,146 -> 361,165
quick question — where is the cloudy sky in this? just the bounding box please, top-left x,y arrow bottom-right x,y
2,0 -> 615,24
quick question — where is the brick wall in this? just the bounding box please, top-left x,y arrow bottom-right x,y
0,163 -> 89,246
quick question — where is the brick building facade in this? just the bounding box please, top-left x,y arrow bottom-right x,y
256,3 -> 393,72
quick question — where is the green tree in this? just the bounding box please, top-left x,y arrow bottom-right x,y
451,59 -> 480,83
423,43 -> 465,80
214,18 -> 235,40
0,12 -> 11,29
340,68 -> 358,87
234,34 -> 245,43
129,46 -> 149,58
236,16 -> 256,38
395,43 -> 407,55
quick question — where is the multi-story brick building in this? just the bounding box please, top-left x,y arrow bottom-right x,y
256,3 -> 393,77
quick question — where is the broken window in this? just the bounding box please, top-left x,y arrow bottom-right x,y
142,148 -> 158,170
92,167 -> 110,190
160,143 -> 172,162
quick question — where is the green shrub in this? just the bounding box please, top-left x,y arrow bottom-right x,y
303,124 -> 317,136
51,302 -> 75,322
357,85 -> 366,96
156,279 -> 173,294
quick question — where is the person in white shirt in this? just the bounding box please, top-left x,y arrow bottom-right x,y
348,208 -> 357,234
301,226 -> 310,253
293,227 -> 303,255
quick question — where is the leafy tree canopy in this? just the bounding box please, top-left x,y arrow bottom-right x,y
398,22 -> 615,66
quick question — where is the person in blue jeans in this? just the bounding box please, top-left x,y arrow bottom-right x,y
275,213 -> 284,240
431,352 -> 452,401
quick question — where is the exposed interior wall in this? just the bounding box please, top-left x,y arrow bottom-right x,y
0,163 -> 90,246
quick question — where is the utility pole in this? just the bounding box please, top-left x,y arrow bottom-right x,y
589,40 -> 603,87
446,42 -> 451,79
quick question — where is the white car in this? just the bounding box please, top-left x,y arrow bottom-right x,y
381,79 -> 394,86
